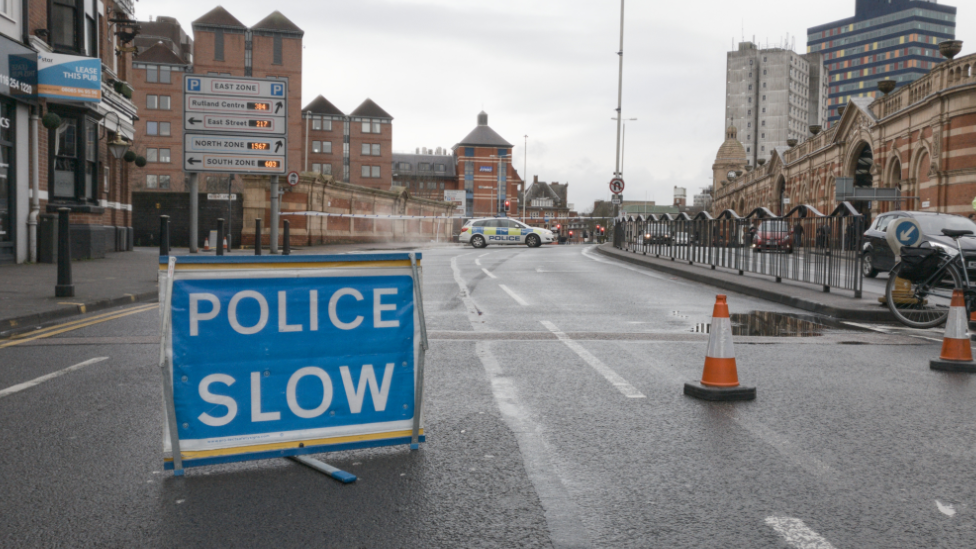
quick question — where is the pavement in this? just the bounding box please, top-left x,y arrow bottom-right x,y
0,241 -> 462,337
2,244 -> 973,547
597,243 -> 896,321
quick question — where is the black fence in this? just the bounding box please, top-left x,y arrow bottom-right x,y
613,203 -> 865,297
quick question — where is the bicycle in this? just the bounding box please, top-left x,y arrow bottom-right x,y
885,228 -> 976,328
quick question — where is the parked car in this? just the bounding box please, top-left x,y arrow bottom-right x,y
644,223 -> 672,245
862,211 -> 976,278
752,220 -> 793,253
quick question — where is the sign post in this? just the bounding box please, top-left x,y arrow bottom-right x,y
183,74 -> 288,255
158,253 -> 428,478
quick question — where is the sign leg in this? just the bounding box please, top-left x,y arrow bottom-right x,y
158,257 -> 184,475
270,176 -> 280,254
287,455 -> 357,483
409,253 -> 429,450
189,173 -> 199,253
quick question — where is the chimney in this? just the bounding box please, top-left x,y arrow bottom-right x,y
533,175 -> 538,184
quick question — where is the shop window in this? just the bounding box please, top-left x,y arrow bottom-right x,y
51,115 -> 98,203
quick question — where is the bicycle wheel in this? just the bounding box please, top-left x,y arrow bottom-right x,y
885,261 -> 962,328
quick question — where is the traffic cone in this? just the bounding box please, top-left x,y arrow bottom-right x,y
930,289 -> 976,373
203,237 -> 210,251
684,295 -> 756,401
223,237 -> 228,251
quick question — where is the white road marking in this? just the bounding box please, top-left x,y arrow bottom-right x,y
936,500 -> 956,516
476,342 -> 594,547
499,284 -> 528,306
580,247 -> 671,281
450,253 -> 486,327
478,253 -> 490,258
482,268 -> 498,279
475,259 -> 482,266
540,321 -> 645,398
765,517 -> 836,549
0,357 -> 109,399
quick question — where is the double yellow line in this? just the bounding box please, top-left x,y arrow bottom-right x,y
0,303 -> 159,349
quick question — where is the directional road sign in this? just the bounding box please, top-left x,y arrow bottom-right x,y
887,217 -> 923,255
183,74 -> 288,174
609,178 -> 625,194
184,134 -> 286,157
611,194 -> 622,205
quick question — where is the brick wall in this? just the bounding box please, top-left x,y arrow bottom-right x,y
130,64 -> 187,192
132,192 -> 244,248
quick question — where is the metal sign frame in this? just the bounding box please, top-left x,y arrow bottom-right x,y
157,253 -> 428,475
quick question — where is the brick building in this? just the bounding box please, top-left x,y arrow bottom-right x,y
301,96 -> 394,190
521,176 -> 570,228
452,111 -> 523,217
712,50 -> 976,220
134,16 -> 193,63
1,0 -> 141,264
391,148 -> 456,200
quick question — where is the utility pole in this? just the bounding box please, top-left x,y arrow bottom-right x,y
523,135 -> 528,222
612,0 -> 625,220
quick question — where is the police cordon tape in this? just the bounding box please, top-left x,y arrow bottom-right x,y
157,252 -> 429,478
279,212 -> 615,221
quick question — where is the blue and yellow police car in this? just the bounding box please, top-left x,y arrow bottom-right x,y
459,218 -> 555,248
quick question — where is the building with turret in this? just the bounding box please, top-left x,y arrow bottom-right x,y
452,111 -> 523,217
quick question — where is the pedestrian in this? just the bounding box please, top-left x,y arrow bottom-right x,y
793,220 -> 804,250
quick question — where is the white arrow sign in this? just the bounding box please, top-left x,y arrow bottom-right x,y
184,112 -> 286,135
185,94 -> 286,116
899,225 -> 917,242
185,154 -> 286,174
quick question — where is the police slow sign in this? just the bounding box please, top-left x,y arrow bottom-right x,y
159,254 -> 426,471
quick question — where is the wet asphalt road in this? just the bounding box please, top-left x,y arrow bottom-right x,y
1,243 -> 975,548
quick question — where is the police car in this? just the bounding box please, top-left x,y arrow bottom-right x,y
459,218 -> 555,248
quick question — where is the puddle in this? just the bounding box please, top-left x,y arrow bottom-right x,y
690,311 -> 847,337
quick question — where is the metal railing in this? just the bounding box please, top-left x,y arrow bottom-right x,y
613,202 -> 865,297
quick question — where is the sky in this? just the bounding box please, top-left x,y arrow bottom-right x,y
142,0 -> 974,212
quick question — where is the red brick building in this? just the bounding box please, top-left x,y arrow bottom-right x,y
301,96 -> 394,190
1,0 -> 141,263
452,111 -> 523,218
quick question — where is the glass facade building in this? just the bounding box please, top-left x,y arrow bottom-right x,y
807,0 -> 956,126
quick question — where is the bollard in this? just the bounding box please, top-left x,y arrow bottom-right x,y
283,220 -> 290,255
216,218 -> 225,257
159,215 -> 170,257
55,208 -> 74,297
255,218 -> 262,256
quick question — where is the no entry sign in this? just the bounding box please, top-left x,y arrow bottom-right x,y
158,253 -> 427,472
609,178 -> 625,194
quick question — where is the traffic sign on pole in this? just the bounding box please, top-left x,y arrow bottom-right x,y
287,171 -> 300,187
183,74 -> 288,175
609,178 -> 625,194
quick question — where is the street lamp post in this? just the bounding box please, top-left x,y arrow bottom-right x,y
522,135 -> 528,222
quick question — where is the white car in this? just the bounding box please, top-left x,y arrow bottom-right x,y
459,218 -> 555,248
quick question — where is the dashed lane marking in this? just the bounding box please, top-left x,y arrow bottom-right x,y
482,268 -> 498,279
540,320 -> 645,398
475,259 -> 482,266
0,357 -> 109,399
936,500 -> 956,517
478,252 -> 490,258
765,517 -> 836,549
498,284 -> 528,306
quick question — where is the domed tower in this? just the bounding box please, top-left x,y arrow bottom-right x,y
712,125 -> 747,190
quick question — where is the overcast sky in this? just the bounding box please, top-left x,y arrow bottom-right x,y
143,0 -> 974,211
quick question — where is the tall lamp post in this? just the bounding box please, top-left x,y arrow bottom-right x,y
522,135 -> 528,222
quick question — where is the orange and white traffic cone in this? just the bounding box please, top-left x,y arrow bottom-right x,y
223,237 -> 228,251
930,289 -> 976,373
203,237 -> 210,251
684,295 -> 756,400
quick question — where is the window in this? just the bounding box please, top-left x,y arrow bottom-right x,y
762,120 -> 765,126
52,0 -> 80,51
435,164 -> 445,173
439,182 -> 445,189
147,148 -> 157,162
749,60 -> 753,66
146,121 -> 158,135
160,122 -> 171,136
465,147 -> 474,157
748,110 -> 751,115
312,117 -> 321,130
361,143 -> 370,155
312,163 -> 321,173
361,121 -> 371,133
419,162 -> 430,172
762,133 -> 765,138
160,66 -> 171,84
322,141 -> 331,154
371,144 -> 380,156
146,174 -> 158,189
312,141 -> 321,153
763,56 -> 767,62
762,107 -> 766,113
762,82 -> 766,88
322,119 -> 332,131
747,123 -> 751,128
762,95 -> 766,101
371,166 -> 380,178
146,66 -> 158,83
51,114 -> 97,202
372,122 -> 380,133
465,162 -> 473,176
748,97 -> 752,104
160,96 -> 171,110
748,84 -> 752,90
159,175 -> 171,190
361,165 -> 370,177
322,164 -> 332,175
273,35 -> 282,65
159,149 -> 171,163
214,29 -> 224,61
147,95 -> 158,109
763,69 -> 767,75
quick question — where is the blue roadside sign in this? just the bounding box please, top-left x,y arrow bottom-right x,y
158,253 -> 427,472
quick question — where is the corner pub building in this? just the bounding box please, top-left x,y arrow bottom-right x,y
713,46 -> 976,222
